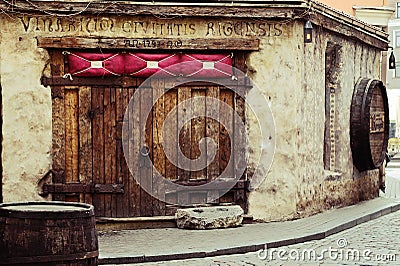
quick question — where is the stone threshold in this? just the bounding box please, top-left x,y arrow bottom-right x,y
96,214 -> 254,231
96,216 -> 176,231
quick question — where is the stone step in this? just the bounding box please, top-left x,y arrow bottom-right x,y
175,205 -> 244,229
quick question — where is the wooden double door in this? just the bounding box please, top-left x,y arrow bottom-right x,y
44,51 -> 248,217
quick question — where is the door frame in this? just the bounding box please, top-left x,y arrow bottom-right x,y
42,49 -> 251,216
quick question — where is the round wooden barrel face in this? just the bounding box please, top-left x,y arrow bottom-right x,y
369,83 -> 386,165
350,78 -> 389,172
2,204 -> 85,211
0,201 -> 98,265
0,201 -> 94,219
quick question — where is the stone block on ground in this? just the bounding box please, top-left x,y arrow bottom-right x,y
175,205 -> 244,229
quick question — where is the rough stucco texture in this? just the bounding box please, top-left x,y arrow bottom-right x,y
1,20 -> 52,201
246,24 -> 300,221
247,21 -> 382,221
0,15 -> 383,221
0,14 -> 288,203
294,25 -> 382,219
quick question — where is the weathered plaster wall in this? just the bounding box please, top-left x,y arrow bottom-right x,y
247,21 -> 383,221
0,14 -> 289,203
296,23 -> 382,218
246,23 -> 301,221
1,16 -> 52,201
0,13 -> 384,220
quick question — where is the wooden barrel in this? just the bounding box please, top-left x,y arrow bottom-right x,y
0,201 -> 98,265
350,78 -> 389,171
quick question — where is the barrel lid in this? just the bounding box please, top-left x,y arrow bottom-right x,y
0,201 -> 95,219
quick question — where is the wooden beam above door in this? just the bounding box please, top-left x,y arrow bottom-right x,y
41,76 -> 254,89
37,37 -> 260,51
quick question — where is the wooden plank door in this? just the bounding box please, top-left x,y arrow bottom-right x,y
88,83 -> 158,217
149,83 -> 248,214
89,85 -> 153,217
46,50 -> 249,217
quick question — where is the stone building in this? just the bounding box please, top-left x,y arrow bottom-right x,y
0,0 -> 390,221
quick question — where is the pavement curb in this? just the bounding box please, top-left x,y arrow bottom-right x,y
98,201 -> 400,265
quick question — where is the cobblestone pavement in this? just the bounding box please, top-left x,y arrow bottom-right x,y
132,210 -> 400,266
